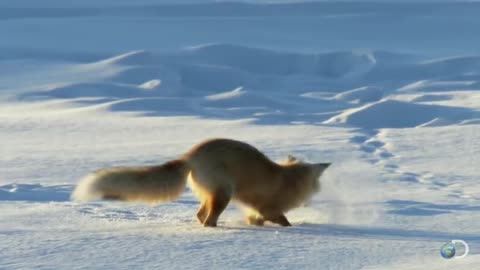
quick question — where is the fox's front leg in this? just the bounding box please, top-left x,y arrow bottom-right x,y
260,210 -> 292,227
254,208 -> 292,227
264,213 -> 291,227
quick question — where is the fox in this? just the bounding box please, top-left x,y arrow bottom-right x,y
72,138 -> 331,227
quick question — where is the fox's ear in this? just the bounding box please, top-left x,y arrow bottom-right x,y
287,154 -> 298,163
314,163 -> 331,170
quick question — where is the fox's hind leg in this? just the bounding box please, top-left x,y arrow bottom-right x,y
203,188 -> 232,227
246,215 -> 265,226
189,170 -> 232,227
244,208 -> 265,226
196,202 -> 208,224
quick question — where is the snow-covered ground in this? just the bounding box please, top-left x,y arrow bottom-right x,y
1,1 -> 479,269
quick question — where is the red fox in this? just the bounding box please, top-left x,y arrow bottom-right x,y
72,138 -> 330,227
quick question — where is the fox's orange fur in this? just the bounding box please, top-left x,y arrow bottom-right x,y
72,138 -> 330,227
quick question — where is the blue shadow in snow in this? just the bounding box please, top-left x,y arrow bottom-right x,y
386,199 -> 480,216
0,184 -> 73,202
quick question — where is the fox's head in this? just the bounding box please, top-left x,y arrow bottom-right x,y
281,159 -> 331,209
283,155 -> 331,193
311,162 -> 331,192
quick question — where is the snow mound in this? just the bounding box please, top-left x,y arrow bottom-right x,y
184,44 -> 377,78
139,79 -> 161,90
0,184 -> 72,202
333,86 -> 384,104
99,97 -> 199,116
410,94 -> 453,103
205,87 -> 246,101
416,118 -> 454,127
97,50 -> 156,66
202,87 -> 272,108
461,118 -> 480,125
324,99 -> 474,129
7,44 -> 480,127
20,82 -> 150,99
399,80 -> 480,92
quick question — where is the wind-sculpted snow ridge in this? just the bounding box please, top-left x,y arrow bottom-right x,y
324,99 -> 477,129
11,44 -> 480,129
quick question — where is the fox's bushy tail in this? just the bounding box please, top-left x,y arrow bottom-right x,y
71,159 -> 189,203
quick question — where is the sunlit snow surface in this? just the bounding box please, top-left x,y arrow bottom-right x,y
1,1 -> 479,269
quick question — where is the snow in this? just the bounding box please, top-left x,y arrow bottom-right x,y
138,79 -> 162,90
1,1 -> 480,269
331,86 -> 384,104
324,99 -> 475,129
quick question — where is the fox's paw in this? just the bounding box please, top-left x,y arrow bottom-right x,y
246,215 -> 265,226
203,220 -> 217,227
196,205 -> 207,224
